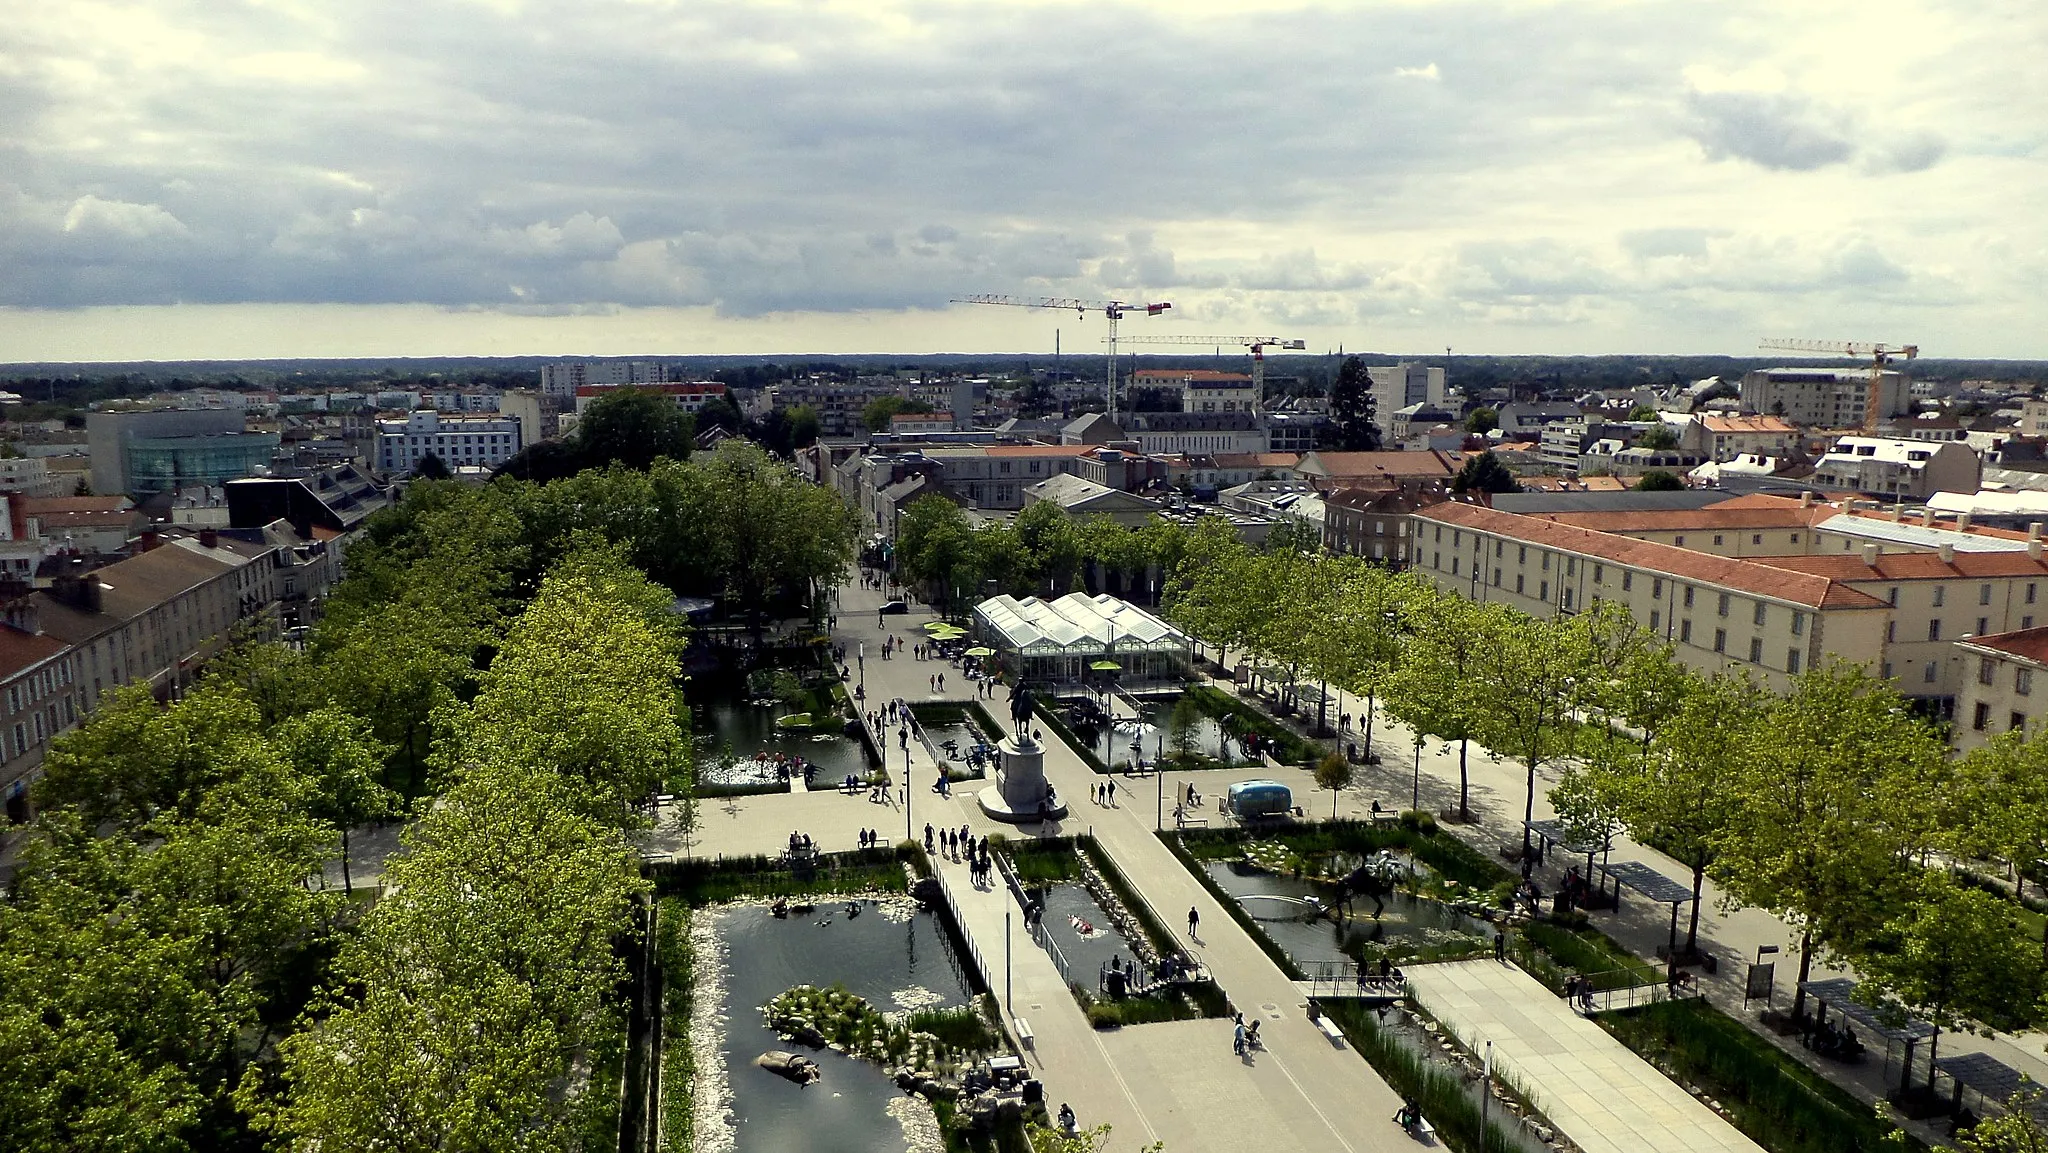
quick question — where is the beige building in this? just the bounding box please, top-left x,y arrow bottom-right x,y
1740,367 -> 1910,427
1953,628 -> 2048,751
1810,436 -> 1982,502
1687,414 -> 1799,463
0,626 -> 82,829
1414,502 -> 1890,692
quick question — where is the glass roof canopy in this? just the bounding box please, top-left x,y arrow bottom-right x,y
973,593 -> 1189,658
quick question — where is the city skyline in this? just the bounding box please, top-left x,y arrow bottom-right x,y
3,0 -> 2042,362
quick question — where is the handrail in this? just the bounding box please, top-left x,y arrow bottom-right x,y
929,862 -> 993,996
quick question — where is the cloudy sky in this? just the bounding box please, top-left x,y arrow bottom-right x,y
2,0 -> 2042,362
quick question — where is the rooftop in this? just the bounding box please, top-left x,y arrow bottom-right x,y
1959,627 -> 2048,666
0,625 -> 70,679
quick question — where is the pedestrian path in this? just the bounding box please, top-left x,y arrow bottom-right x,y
1406,960 -> 1765,1153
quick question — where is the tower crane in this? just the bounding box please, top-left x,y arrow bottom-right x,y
1757,337 -> 1920,433
952,295 -> 1171,422
1111,335 -> 1307,412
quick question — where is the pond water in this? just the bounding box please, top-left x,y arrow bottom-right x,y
1026,882 -> 1141,993
693,685 -> 876,787
711,901 -> 977,1153
1202,860 -> 1491,971
1059,694 -> 1245,770
919,717 -> 994,782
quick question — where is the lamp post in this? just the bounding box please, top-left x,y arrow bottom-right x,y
1412,736 -> 1423,813
904,734 -> 914,844
1005,898 -> 1013,1012
858,642 -> 866,702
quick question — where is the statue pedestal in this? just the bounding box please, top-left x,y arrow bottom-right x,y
976,735 -> 1067,824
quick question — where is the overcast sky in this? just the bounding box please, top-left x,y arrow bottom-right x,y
2,0 -> 2042,362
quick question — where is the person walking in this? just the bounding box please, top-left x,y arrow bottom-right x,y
1233,1014 -> 1247,1056
924,824 -> 934,853
1106,779 -> 1116,807
1187,906 -> 1200,941
938,673 -> 946,693
1493,928 -> 1507,962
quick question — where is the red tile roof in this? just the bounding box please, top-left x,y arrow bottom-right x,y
1750,551 -> 2048,581
1417,502 -> 1888,610
1297,451 -> 1457,478
0,625 -> 67,680
1960,627 -> 2048,665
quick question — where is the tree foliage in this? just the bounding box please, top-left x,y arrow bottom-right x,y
1326,356 -> 1380,451
1452,450 -> 1520,494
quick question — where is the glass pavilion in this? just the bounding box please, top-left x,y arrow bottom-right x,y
971,593 -> 1191,687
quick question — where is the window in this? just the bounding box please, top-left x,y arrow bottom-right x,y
1714,534 -> 1725,546
1568,558 -> 1577,576
1885,621 -> 1897,643
1934,586 -> 1946,607
1452,558 -> 1460,576
1753,602 -> 1767,626
1883,661 -> 1895,680
1929,620 -> 1943,642
1973,702 -> 1991,730
1650,610 -> 1661,632
1982,584 -> 1994,606
1594,564 -> 1605,583
1680,619 -> 1693,643
1435,551 -> 1442,568
1540,581 -> 1549,601
1979,617 -> 1990,636
1752,534 -> 1763,545
1542,553 -> 1551,571
2014,713 -> 2029,732
1675,535 -> 1686,546
1787,649 -> 1802,674
1518,546 -> 1527,564
1790,533 -> 1800,543
1495,540 -> 1504,558
1748,637 -> 1763,663
1713,628 -> 1726,653
1515,574 -> 1525,594
1435,526 -> 1443,543
1981,658 -> 1997,686
1925,661 -> 1939,683
1684,587 -> 1695,609
2030,583 -> 2038,605
1653,578 -> 1664,598
1622,571 -> 1633,592
1717,592 -> 1731,617
1493,568 -> 1503,587
1792,612 -> 1805,636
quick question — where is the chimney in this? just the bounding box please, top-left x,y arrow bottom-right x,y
1799,491 -> 1814,508
1890,505 -> 1904,522
1861,542 -> 1880,565
2033,523 -> 2045,543
1921,508 -> 1937,527
2030,539 -> 2043,562
138,530 -> 159,552
199,529 -> 219,549
1957,512 -> 1973,533
1939,543 -> 1956,565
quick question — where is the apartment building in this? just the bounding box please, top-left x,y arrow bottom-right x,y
1413,502 -> 1888,691
374,410 -> 523,474
0,625 -> 82,829
1292,450 -> 1459,494
572,382 -> 728,415
539,360 -> 671,400
1953,627 -> 2048,751
1687,414 -> 1799,463
1740,368 -> 1909,427
1322,488 -> 1434,566
1810,436 -> 1981,502
1367,364 -> 1446,431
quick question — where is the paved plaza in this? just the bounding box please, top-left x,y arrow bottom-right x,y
1407,960 -> 1763,1153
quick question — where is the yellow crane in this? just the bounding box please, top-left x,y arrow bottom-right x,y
1757,337 -> 1919,432
1111,335 -> 1307,412
952,294 -> 1171,422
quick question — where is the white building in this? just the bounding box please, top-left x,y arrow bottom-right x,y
1811,436 -> 1982,503
571,382 -> 728,415
375,411 -> 523,475
539,360 -> 672,400
1367,364 -> 1446,432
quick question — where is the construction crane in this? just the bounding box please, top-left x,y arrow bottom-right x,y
1757,338 -> 1920,432
1111,335 -> 1307,412
952,295 -> 1171,422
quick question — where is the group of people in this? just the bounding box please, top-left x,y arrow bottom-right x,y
1562,973 -> 1598,1014
925,822 -> 991,880
1091,780 -> 1118,807
1231,1012 -> 1262,1055
855,828 -> 884,849
927,672 -> 948,693
785,830 -> 815,857
1801,1015 -> 1863,1060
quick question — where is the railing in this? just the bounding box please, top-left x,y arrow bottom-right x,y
929,860 -> 994,996
1299,958 -> 1408,1002
1573,971 -> 1706,1015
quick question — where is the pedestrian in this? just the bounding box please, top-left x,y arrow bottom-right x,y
1233,1015 -> 1246,1056
1106,779 -> 1116,806
938,673 -> 946,692
960,823 -> 970,849
924,823 -> 934,852
1188,906 -> 1200,940
1493,928 -> 1506,962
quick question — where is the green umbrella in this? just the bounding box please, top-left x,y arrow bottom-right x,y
1090,660 -> 1122,672
965,646 -> 996,657
923,621 -> 953,633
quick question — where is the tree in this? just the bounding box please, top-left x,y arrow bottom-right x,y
1027,1121 -> 1161,1153
1955,1085 -> 2048,1151
1383,589 -> 1489,820
1626,404 -> 1660,421
861,394 -> 932,432
575,387 -> 694,469
897,494 -> 976,608
1469,603 -> 1606,858
785,404 -> 821,448
1464,407 -> 1499,435
1315,751 -> 1353,820
272,708 -> 399,894
1634,470 -> 1684,491
1635,424 -> 1680,450
1016,501 -> 1084,595
1950,731 -> 2048,908
1712,662 -> 1950,1021
1854,871 -> 2043,1094
1166,697 -> 1203,768
412,451 -> 451,480
1451,451 -> 1519,494
1327,357 -> 1380,450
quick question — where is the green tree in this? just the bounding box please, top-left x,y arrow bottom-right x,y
1314,750 -> 1353,820
1464,406 -> 1498,435
1635,424 -> 1680,450
1469,603 -> 1603,857
1626,404 -> 1660,421
1016,500 -> 1084,595
272,707 -> 399,894
785,403 -> 822,448
1451,451 -> 1519,494
1954,1085 -> 2048,1151
412,451 -> 451,480
1634,470 -> 1684,491
1166,696 -> 1203,768
860,394 -> 932,432
1383,588 -> 1488,820
1327,356 -> 1379,450
1713,663 -> 1949,1020
897,494 -> 977,609
1854,872 -> 2044,1092
1950,731 -> 2048,908
575,387 -> 695,469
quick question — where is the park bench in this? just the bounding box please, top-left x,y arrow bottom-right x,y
1012,1017 -> 1035,1050
1314,1015 -> 1346,1046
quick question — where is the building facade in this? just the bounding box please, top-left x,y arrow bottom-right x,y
1740,368 -> 1910,428
375,410 -> 523,474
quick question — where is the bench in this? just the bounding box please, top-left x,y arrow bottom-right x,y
1315,1015 -> 1346,1046
1013,1017 -> 1035,1050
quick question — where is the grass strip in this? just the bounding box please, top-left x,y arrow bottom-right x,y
1599,999 -> 1921,1153
654,898 -> 695,1153
1320,1000 -> 1534,1153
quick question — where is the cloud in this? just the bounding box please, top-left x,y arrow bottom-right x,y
61,196 -> 189,241
1393,63 -> 1439,81
1682,88 -> 1855,171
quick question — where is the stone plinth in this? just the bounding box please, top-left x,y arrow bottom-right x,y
977,734 -> 1068,824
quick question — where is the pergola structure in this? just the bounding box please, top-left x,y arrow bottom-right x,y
972,593 -> 1191,688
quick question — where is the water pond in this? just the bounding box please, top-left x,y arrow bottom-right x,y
1026,882 -> 1142,993
1059,694 -> 1246,770
1202,860 -> 1492,971
709,900 -> 976,1153
693,683 -> 876,787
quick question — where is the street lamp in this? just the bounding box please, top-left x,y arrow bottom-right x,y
858,642 -> 866,702
1412,736 -> 1423,812
903,731 -> 914,844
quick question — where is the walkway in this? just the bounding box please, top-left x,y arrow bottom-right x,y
1407,960 -> 1762,1153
